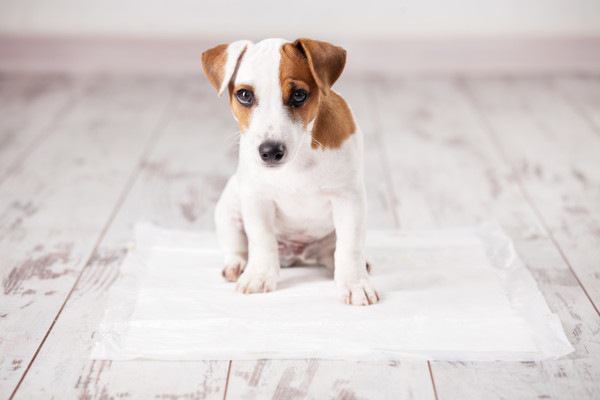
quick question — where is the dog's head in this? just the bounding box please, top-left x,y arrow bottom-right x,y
201,38 -> 354,169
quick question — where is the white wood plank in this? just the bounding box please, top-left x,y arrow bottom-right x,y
10,73 -> 599,399
0,73 -> 79,181
225,79 -> 435,399
432,360 -> 600,400
555,76 -> 600,135
10,77 -> 236,399
372,77 -> 600,399
463,77 -> 600,311
228,360 -> 434,400
0,74 -> 177,397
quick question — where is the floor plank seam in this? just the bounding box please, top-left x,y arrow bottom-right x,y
0,76 -> 87,188
427,361 -> 440,400
456,77 -> 600,318
7,80 -> 184,400
222,360 -> 232,400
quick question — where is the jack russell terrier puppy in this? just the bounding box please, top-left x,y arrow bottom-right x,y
201,38 -> 379,305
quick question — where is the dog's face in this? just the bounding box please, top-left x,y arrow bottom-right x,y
201,38 -> 353,169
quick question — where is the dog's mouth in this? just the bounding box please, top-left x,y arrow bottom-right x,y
261,159 -> 286,168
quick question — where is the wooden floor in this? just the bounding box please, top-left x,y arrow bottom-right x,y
0,71 -> 599,399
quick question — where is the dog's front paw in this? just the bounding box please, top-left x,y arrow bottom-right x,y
337,278 -> 380,306
222,254 -> 246,282
236,268 -> 278,294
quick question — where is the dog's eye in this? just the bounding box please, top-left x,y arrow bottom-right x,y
235,89 -> 254,107
289,89 -> 308,107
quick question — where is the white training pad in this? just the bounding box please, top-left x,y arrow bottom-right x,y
91,223 -> 573,361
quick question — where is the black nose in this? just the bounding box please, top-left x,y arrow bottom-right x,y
258,141 -> 286,164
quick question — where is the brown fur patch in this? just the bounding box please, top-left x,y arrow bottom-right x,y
280,41 -> 355,149
280,43 -> 320,129
311,91 -> 356,149
229,83 -> 255,132
201,44 -> 228,91
294,38 -> 346,95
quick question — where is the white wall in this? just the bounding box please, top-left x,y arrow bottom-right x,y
0,0 -> 599,39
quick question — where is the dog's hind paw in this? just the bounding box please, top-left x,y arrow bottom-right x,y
338,279 -> 380,306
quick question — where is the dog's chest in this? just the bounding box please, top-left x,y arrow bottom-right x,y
271,190 -> 334,266
272,189 -> 334,241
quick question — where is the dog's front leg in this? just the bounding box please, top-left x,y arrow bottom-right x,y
236,194 -> 280,293
331,189 -> 379,305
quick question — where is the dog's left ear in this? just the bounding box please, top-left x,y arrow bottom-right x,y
201,40 -> 252,96
293,38 -> 346,95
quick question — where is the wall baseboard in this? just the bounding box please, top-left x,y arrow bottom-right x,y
1,35 -> 599,75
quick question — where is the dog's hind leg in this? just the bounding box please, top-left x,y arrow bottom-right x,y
215,174 -> 248,282
314,232 -> 336,272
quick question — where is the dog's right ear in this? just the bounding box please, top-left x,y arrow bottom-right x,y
201,40 -> 251,96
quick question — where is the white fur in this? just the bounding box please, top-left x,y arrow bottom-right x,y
218,40 -> 252,95
214,39 -> 379,305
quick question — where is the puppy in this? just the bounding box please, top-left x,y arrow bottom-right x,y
201,38 -> 379,305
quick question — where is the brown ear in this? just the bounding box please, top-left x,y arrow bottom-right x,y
201,40 -> 252,96
293,38 -> 346,95
201,44 -> 227,92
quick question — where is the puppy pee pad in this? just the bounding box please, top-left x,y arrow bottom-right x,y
91,223 -> 573,361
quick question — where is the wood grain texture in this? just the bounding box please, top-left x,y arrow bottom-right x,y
371,77 -> 600,399
10,77 -> 234,399
227,360 -> 435,400
432,360 -> 600,400
0,75 -> 178,397
0,73 -> 79,183
2,73 -> 599,399
462,77 -> 600,312
555,75 -> 600,136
